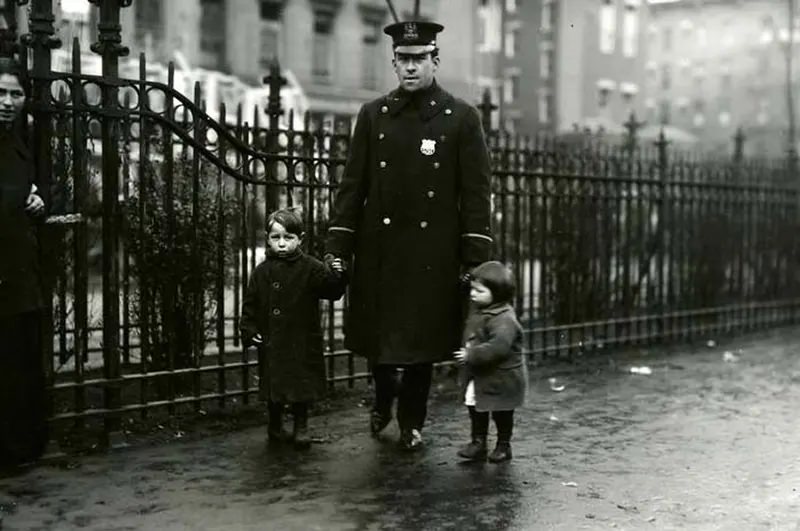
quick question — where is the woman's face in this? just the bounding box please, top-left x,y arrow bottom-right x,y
0,73 -> 25,125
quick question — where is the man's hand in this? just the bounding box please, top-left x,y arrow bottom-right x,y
24,187 -> 45,218
453,348 -> 467,364
330,258 -> 345,273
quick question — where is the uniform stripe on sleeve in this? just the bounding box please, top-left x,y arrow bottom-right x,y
328,226 -> 356,234
461,233 -> 493,243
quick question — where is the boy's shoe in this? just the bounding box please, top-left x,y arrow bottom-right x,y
370,410 -> 392,437
399,429 -> 423,452
293,427 -> 312,449
267,427 -> 294,445
487,442 -> 512,463
457,439 -> 487,461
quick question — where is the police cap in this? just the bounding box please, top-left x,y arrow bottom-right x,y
383,21 -> 444,55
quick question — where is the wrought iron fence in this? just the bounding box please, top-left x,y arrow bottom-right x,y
10,1 -> 800,449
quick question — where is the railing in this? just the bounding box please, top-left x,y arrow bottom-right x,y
12,0 -> 800,451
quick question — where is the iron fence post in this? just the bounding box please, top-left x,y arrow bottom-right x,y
263,58 -> 285,216
733,126 -> 746,166
23,0 -> 60,452
89,0 -> 131,448
476,88 -> 496,135
655,128 -> 670,343
623,111 -> 645,155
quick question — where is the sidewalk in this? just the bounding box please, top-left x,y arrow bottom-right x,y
2,327 -> 800,530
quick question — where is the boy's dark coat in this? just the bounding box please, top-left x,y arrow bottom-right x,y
240,251 -> 346,403
459,303 -> 527,412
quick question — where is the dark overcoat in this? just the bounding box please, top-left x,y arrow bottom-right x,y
325,81 -> 493,365
240,250 -> 346,403
459,303 -> 527,412
0,130 -> 43,318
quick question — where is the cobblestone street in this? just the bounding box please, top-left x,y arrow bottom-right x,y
2,327 -> 800,530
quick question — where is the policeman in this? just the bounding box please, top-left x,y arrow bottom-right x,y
326,19 -> 492,451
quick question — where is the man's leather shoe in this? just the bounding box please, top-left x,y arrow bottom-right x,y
400,429 -> 423,451
370,411 -> 391,437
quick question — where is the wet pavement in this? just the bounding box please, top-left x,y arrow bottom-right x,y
3,327 -> 800,530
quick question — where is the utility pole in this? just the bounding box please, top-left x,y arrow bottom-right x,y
787,0 -> 797,173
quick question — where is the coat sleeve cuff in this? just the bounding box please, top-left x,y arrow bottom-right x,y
326,226 -> 356,258
460,233 -> 493,266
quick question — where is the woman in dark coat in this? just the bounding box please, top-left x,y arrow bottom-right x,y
240,209 -> 346,448
455,261 -> 527,463
0,57 -> 48,467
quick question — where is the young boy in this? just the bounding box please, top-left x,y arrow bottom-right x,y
241,208 -> 346,449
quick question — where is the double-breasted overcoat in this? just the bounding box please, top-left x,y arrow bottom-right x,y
240,249 -> 346,403
459,303 -> 527,412
326,81 -> 493,365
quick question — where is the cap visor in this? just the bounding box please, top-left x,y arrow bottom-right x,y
393,44 -> 436,55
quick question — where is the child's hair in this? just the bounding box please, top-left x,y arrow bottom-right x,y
266,207 -> 304,236
470,261 -> 515,305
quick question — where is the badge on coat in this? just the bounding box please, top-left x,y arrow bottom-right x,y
420,139 -> 436,156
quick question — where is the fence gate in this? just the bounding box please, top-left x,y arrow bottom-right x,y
3,0 -> 800,453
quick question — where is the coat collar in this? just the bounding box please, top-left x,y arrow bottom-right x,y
384,80 -> 453,122
267,247 -> 303,262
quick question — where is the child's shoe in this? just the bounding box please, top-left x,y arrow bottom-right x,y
292,404 -> 312,449
457,439 -> 487,461
487,442 -> 512,463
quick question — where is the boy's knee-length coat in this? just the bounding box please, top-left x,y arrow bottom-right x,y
240,251 -> 346,403
325,81 -> 493,365
459,304 -> 527,412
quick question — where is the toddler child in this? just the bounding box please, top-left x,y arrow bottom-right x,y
454,261 -> 527,462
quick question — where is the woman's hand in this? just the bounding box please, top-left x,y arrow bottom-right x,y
24,185 -> 44,217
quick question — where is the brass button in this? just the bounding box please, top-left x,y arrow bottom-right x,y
272,282 -> 281,289
381,105 -> 388,113
427,190 -> 435,198
383,217 -> 391,225
433,162 -> 440,169
378,133 -> 385,140
429,100 -> 436,106
420,221 -> 428,229
380,161 -> 387,168
445,108 -> 452,115
272,308 -> 281,316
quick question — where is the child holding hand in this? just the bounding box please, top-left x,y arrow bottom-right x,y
241,208 -> 347,449
454,261 -> 527,463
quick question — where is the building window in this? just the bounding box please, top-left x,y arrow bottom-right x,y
505,26 -> 519,58
538,88 -> 552,124
258,1 -> 284,66
260,0 -> 283,20
134,0 -> 162,49
540,43 -> 554,79
622,1 -> 639,58
199,0 -> 226,70
596,79 -> 616,109
477,0 -> 501,52
620,82 -> 638,107
696,25 -> 707,48
541,0 -> 554,32
504,72 -> 520,103
312,6 -> 337,83
599,0 -> 616,54
660,64 -> 671,91
505,0 -> 517,14
659,100 -> 671,124
662,26 -> 672,52
361,12 -> 383,90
